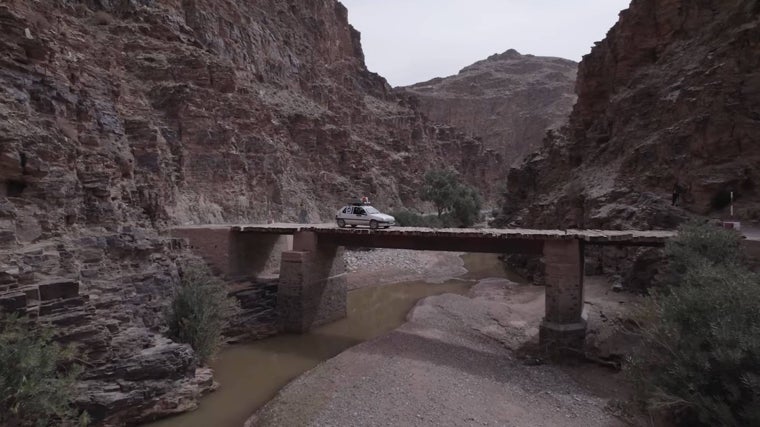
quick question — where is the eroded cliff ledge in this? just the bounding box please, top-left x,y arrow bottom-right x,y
0,0 -> 504,424
500,0 -> 760,230
401,49 -> 577,165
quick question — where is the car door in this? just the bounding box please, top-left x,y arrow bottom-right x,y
353,206 -> 369,226
340,206 -> 356,224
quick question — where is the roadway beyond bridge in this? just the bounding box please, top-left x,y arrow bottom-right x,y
172,224 -> 676,352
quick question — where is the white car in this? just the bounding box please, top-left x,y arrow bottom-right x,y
335,204 -> 395,229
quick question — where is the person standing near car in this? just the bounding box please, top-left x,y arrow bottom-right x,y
672,180 -> 682,206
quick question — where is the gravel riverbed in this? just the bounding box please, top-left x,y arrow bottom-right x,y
248,251 -> 639,427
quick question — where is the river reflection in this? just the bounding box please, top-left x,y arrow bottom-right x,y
146,253 -> 515,427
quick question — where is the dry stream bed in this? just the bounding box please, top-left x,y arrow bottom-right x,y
149,251 -> 635,427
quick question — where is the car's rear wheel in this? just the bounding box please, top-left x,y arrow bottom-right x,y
369,220 -> 379,230
337,219 -> 346,228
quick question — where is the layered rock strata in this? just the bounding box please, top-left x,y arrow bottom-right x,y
500,0 -> 760,230
402,49 -> 577,165
0,0 -> 504,423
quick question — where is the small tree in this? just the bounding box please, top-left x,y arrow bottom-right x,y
451,186 -> 482,227
628,222 -> 760,426
420,169 -> 483,226
166,264 -> 240,364
0,314 -> 83,426
420,170 -> 459,217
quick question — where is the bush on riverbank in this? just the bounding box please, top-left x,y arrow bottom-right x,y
0,314 -> 84,426
391,211 -> 445,228
166,264 -> 240,364
628,221 -> 760,426
419,170 -> 482,227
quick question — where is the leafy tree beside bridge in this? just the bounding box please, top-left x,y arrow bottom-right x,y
419,170 -> 482,227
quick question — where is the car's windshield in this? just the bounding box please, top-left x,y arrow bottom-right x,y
364,207 -> 380,214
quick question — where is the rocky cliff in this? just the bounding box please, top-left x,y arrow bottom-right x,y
0,0 -> 504,424
500,0 -> 760,230
401,49 -> 577,165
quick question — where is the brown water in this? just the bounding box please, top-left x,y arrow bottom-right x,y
147,253 -> 515,427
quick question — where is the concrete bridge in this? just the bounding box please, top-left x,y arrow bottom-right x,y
172,224 -> 675,352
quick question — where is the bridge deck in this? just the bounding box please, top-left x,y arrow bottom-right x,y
229,223 -> 675,246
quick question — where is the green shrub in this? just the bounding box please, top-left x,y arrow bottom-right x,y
392,211 -> 441,227
451,186 -> 482,227
419,169 -> 483,227
0,314 -> 83,426
664,220 -> 744,283
628,222 -> 760,426
166,264 -> 240,364
420,170 -> 460,217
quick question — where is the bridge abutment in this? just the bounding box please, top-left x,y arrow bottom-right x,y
278,232 -> 347,332
540,239 -> 586,353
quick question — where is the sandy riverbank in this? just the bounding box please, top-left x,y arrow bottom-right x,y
248,256 -> 643,427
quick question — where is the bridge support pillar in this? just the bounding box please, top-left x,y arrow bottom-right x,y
278,232 -> 347,332
540,239 -> 586,354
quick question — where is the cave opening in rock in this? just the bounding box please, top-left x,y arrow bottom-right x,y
5,179 -> 27,197
710,188 -> 736,211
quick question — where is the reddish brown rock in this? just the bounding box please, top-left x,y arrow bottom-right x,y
401,49 -> 577,165
500,0 -> 760,229
0,0 -> 507,423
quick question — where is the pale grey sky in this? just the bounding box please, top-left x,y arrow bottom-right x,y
341,0 -> 631,87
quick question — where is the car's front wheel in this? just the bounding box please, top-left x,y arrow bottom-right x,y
337,219 -> 346,228
369,220 -> 379,230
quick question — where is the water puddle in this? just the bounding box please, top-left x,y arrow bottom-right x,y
146,253 -> 517,427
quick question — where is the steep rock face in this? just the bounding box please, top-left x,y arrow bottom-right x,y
0,0 -> 504,424
500,0 -> 760,229
401,49 -> 577,165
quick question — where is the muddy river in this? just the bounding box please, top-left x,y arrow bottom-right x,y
147,253 -> 519,427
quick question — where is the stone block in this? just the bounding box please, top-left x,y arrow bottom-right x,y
38,279 -> 80,301
0,292 -> 27,312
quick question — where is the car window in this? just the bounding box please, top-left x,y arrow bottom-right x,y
355,207 -> 365,215
343,207 -> 351,214
364,207 -> 379,214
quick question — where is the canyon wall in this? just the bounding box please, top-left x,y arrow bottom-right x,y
500,0 -> 760,230
401,49 -> 577,165
0,0 -> 504,424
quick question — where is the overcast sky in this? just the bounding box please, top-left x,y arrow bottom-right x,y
341,0 -> 631,87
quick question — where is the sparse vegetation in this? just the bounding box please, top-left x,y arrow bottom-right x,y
628,221 -> 760,426
166,263 -> 240,364
391,210 -> 447,228
0,314 -> 84,426
419,170 -> 482,227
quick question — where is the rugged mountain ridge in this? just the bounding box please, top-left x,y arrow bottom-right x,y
401,49 -> 577,164
0,0 -> 503,424
500,0 -> 760,229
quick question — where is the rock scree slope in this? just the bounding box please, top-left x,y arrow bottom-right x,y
500,0 -> 760,230
0,0 -> 505,424
401,49 -> 577,165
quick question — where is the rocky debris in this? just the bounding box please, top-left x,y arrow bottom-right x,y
499,0 -> 760,229
345,248 -> 431,275
401,49 -> 577,165
343,248 -> 467,288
